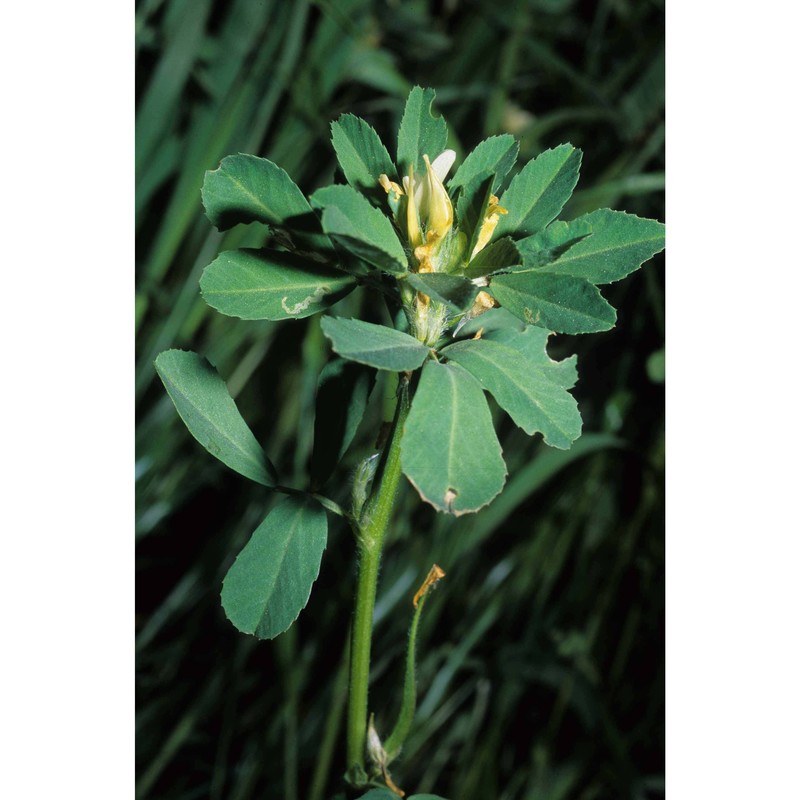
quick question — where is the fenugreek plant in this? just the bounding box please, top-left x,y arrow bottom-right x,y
155,87 -> 664,799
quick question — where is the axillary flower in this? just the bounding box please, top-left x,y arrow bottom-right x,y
379,149 -> 507,345
471,194 -> 507,258
379,149 -> 507,272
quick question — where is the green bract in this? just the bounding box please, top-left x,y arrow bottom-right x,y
156,85 -> 664,639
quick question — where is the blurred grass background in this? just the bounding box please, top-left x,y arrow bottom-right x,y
135,1 -> 665,798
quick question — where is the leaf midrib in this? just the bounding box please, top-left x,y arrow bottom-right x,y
445,365 -> 459,503
205,282 -> 342,296
555,233 -> 665,264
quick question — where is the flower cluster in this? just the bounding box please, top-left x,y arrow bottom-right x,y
379,151 -> 506,345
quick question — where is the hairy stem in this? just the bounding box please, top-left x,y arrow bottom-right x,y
346,377 -> 411,773
383,596 -> 424,759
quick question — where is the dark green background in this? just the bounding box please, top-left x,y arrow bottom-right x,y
136,1 -> 665,798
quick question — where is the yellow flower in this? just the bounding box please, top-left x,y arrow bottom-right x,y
471,194 -> 508,258
380,150 -> 455,254
418,153 -> 454,241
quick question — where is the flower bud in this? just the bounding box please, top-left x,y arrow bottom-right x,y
420,154 -> 453,241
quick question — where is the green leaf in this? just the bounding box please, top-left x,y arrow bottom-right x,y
200,249 -> 356,320
401,361 -> 507,514
155,350 -> 277,486
516,218 -> 593,269
488,271 -> 616,334
405,273 -> 479,312
221,496 -> 328,639
201,154 -> 325,247
449,134 -> 519,193
311,185 -> 408,273
495,144 -> 582,239
541,209 -> 665,284
486,326 -> 579,389
443,328 -> 582,449
456,307 -> 525,338
465,237 -> 522,279
396,86 -> 448,175
331,114 -> 397,198
310,359 -> 375,487
321,317 -> 431,371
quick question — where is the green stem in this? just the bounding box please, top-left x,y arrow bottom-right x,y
346,377 -> 411,773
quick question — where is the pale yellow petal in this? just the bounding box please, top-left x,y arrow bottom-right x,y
423,154 -> 453,239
